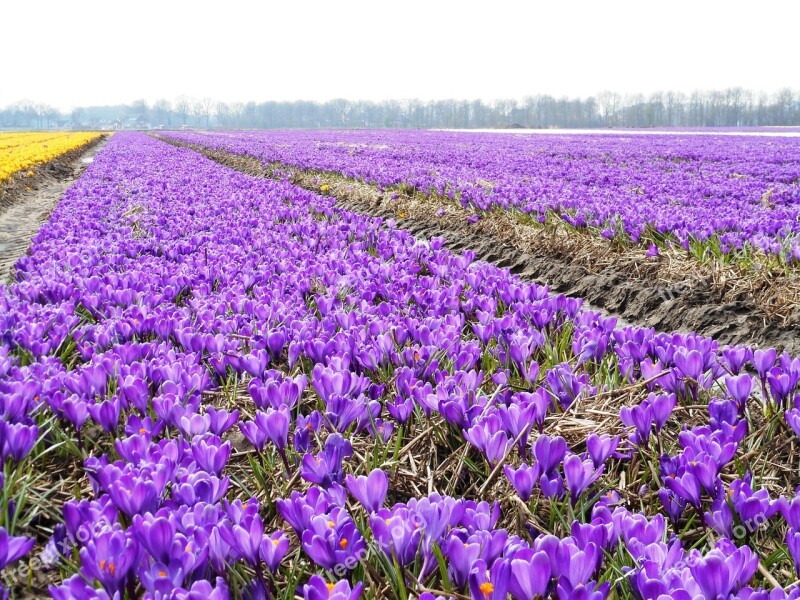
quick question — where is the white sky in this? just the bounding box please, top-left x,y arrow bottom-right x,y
1,0 -> 798,111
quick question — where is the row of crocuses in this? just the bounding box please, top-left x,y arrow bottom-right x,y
1,132 -> 800,599
161,129 -> 800,263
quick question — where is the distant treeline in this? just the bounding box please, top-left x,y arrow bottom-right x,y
2,88 -> 799,130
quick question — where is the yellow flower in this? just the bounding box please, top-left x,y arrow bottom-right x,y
0,132 -> 101,183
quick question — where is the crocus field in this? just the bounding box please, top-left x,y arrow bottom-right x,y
2,130 -> 800,600
0,133 -> 102,184
162,129 -> 800,266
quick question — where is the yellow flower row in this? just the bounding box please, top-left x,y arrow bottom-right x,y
0,132 -> 66,150
0,132 -> 103,183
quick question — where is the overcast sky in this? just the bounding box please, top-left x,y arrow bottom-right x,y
2,0 -> 797,111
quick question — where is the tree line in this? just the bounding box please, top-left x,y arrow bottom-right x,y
2,88 -> 799,130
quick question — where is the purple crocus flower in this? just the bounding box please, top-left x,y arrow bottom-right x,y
79,528 -> 139,594
534,435 -> 568,474
220,511 -> 265,566
263,406 -> 290,454
277,487 -> 332,535
0,528 -> 35,570
41,523 -> 68,568
131,514 -> 175,564
725,374 -> 754,411
205,406 -> 239,436
345,468 -> 389,513
753,348 -> 777,379
369,418 -> 394,443
687,452 -> 720,495
386,397 -> 414,425
3,421 -> 38,463
179,412 -> 211,438
768,368 -> 795,407
570,521 -> 610,551
586,433 -> 619,469
49,574 -> 118,600
301,507 -> 366,572
687,542 -> 758,599
88,398 -> 121,434
776,496 -> 800,531
172,472 -> 229,506
464,417 -> 512,466
509,549 -> 552,599
107,474 -> 162,516
555,580 -> 610,600
301,434 -> 353,487
705,492 -> 735,537
241,349 -> 269,377
139,559 -> 185,595
408,493 -> 464,550
238,412 -> 268,452
647,392 -> 676,432
674,348 -> 705,380
658,488 -> 686,525
294,411 -> 322,453
539,471 -> 566,500
174,578 -> 231,600
302,575 -> 362,600
266,330 -> 286,359
787,409 -> 800,439
370,508 -> 422,567
468,558 -> 510,600
497,401 -> 536,454
664,471 -> 703,510
62,396 -> 90,432
721,346 -> 751,375
619,402 -> 653,446
190,437 -> 232,476
727,476 -> 778,528
563,454 -> 604,503
787,529 -> 800,576
260,531 -> 289,573
503,463 -> 540,501
62,497 -> 118,545
443,533 -> 482,588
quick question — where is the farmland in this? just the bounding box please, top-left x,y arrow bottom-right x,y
0,132 -> 102,184
161,130 -> 800,263
159,130 -> 800,353
1,130 -> 800,600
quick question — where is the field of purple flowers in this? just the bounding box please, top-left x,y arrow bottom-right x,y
163,130 -> 800,268
2,132 -> 800,599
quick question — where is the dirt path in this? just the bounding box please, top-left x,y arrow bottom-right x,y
152,134 -> 800,355
0,138 -> 107,283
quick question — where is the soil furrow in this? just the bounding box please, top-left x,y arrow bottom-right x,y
0,136 -> 108,282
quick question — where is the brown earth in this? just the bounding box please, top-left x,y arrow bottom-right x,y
0,136 -> 108,282
152,134 -> 800,355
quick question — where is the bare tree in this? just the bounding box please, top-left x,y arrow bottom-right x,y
1,87 -> 799,131
196,97 -> 215,129
153,99 -> 172,127
174,96 -> 191,126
